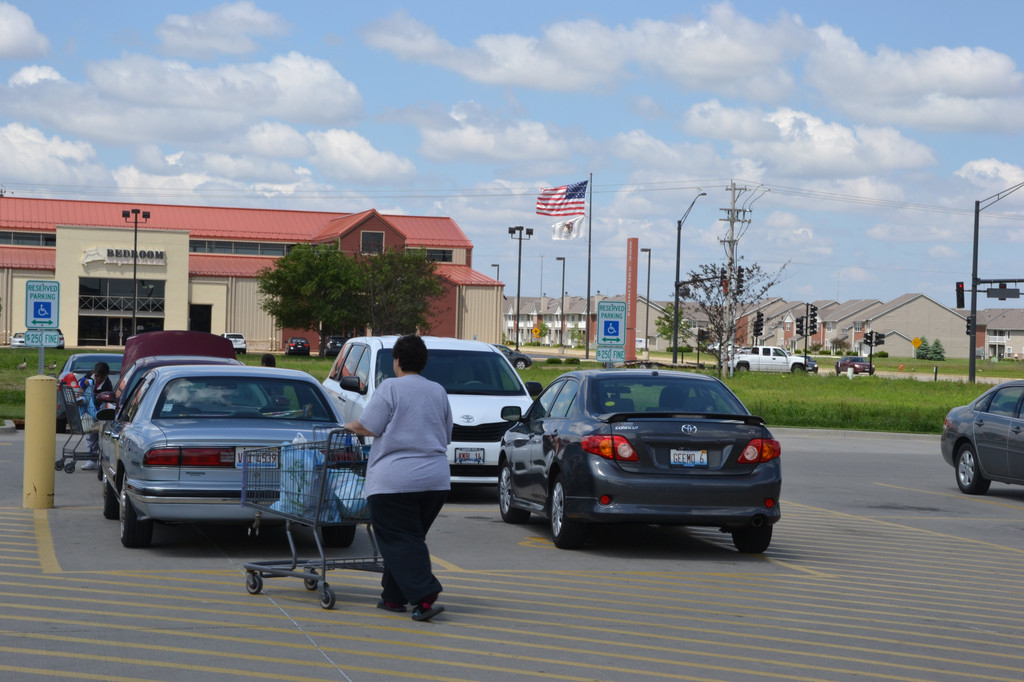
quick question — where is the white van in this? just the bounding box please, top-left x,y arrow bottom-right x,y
322,336 -> 542,484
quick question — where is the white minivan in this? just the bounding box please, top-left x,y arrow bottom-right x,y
322,336 -> 542,484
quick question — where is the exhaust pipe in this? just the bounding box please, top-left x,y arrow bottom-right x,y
750,514 -> 767,527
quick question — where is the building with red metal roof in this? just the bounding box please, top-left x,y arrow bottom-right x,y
0,196 -> 503,350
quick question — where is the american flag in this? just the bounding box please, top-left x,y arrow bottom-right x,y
536,180 -> 588,216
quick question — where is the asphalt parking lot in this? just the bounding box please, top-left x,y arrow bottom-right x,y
3,427 -> 1024,681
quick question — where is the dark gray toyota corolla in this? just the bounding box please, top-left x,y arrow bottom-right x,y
498,369 -> 781,552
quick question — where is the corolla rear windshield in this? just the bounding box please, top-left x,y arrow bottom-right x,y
376,349 -> 527,395
153,377 -> 335,421
589,377 -> 747,414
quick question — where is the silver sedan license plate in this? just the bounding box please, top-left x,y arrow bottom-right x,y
670,448 -> 707,467
237,447 -> 279,469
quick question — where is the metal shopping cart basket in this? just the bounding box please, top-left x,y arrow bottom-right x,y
240,428 -> 383,609
55,383 -> 98,474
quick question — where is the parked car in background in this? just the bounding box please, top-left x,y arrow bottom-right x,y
940,380 -> 1024,495
222,333 -> 247,355
10,332 -> 25,347
55,352 -> 124,432
324,336 -> 345,357
835,356 -> 874,375
498,369 -> 781,552
493,343 -> 532,369
97,365 -> 343,548
286,337 -> 310,356
322,336 -> 542,484
799,355 -> 819,374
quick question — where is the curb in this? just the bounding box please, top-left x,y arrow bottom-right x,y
0,420 -> 15,433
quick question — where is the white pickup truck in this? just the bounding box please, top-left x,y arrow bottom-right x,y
729,345 -> 817,373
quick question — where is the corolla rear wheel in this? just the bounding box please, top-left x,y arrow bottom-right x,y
731,524 -> 773,553
549,475 -> 587,549
498,459 -> 530,524
120,489 -> 153,548
955,444 -> 991,495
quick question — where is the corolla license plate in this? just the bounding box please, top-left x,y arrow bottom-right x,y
455,448 -> 484,464
670,448 -> 708,467
237,447 -> 279,468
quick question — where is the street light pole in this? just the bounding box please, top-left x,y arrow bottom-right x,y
640,248 -> 651,360
508,226 -> 533,351
121,208 -> 150,340
969,179 -> 1024,383
556,256 -> 565,350
672,191 -> 706,364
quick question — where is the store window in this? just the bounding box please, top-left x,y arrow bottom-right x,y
361,231 -> 384,254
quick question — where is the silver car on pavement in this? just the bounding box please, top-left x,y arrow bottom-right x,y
98,365 -> 343,548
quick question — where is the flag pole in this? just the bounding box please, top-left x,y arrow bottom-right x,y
584,172 -> 593,360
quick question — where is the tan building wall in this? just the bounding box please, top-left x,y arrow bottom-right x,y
872,297 -> 968,359
457,285 -> 504,343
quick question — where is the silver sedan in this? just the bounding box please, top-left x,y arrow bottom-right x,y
98,365 -> 343,548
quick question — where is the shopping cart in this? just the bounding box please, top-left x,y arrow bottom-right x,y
241,428 -> 383,609
55,383 -> 98,474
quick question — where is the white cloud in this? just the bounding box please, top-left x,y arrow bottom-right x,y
307,129 -> 415,182
928,245 -> 958,259
806,25 -> 1024,132
684,100 -> 935,177
8,65 -> 63,86
156,1 -> 288,57
608,129 -> 722,174
419,103 -> 572,162
954,159 -> 1024,192
363,5 -> 810,99
0,2 -> 49,58
0,122 -> 108,185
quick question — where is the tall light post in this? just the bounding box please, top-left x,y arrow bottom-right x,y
555,256 -> 566,350
121,208 -> 150,339
508,226 -> 533,351
969,180 -> 1024,383
673,191 -> 706,364
640,247 -> 651,360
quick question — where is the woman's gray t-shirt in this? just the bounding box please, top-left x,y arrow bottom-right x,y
358,373 -> 452,496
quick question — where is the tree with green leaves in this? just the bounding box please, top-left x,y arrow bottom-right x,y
654,305 -> 692,350
916,336 -> 931,360
257,243 -> 364,357
359,248 -> 446,335
930,338 -> 946,361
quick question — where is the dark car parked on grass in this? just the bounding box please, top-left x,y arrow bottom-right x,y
286,337 -> 310,356
498,369 -> 781,552
324,336 -> 345,357
493,343 -> 532,369
835,356 -> 874,375
941,380 -> 1024,495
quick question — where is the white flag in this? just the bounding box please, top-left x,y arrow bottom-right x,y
552,216 -> 585,241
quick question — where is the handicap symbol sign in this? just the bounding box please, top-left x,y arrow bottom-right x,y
35,302 -> 52,319
604,320 -> 619,337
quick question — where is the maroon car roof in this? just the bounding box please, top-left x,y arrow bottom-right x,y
122,331 -> 236,370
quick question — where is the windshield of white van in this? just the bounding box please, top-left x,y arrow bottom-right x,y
376,349 -> 527,396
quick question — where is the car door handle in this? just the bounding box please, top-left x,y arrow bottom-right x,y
1013,426 -> 1023,435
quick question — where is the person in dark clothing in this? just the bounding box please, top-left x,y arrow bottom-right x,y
343,335 -> 452,621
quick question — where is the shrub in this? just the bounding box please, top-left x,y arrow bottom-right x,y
545,357 -> 563,364
565,357 -> 580,365
875,350 -> 889,358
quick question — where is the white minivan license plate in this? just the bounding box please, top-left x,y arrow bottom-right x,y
237,447 -> 279,469
455,448 -> 484,464
670,449 -> 708,467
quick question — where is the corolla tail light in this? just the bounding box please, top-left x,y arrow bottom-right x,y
582,435 -> 639,462
737,438 -> 781,464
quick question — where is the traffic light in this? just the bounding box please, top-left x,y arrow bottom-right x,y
864,331 -> 874,347
752,311 -> 764,337
736,266 -> 745,295
796,315 -> 805,336
720,268 -> 728,295
956,281 -> 965,309
874,332 -> 885,346
807,305 -> 818,335
676,281 -> 691,298
966,316 -> 973,336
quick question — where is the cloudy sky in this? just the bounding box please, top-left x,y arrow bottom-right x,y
2,1 -> 1023,309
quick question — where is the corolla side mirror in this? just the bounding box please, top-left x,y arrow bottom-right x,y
500,405 -> 522,422
96,408 -> 116,421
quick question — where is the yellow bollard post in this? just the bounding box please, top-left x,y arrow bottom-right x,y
23,375 -> 57,509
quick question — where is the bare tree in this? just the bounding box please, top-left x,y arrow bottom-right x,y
680,262 -> 787,377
